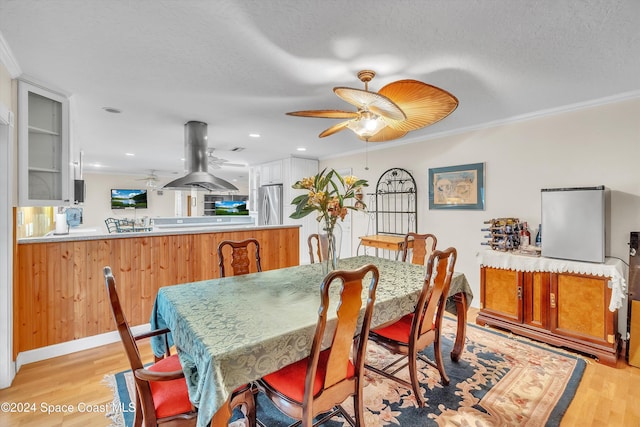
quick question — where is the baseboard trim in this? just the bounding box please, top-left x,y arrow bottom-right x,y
15,323 -> 151,371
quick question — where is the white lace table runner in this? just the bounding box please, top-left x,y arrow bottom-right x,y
477,249 -> 627,312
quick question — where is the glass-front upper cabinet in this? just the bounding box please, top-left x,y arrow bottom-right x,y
18,80 -> 71,206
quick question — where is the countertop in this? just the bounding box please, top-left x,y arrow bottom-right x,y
18,224 -> 301,244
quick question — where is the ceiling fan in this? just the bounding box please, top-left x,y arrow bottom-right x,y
206,148 -> 246,169
287,70 -> 458,142
135,170 -> 160,189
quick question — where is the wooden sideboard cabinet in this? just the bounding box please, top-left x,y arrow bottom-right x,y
477,265 -> 619,366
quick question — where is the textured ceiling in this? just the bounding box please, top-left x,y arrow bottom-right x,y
0,0 -> 638,184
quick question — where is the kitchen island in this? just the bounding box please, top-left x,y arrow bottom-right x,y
15,224 -> 300,356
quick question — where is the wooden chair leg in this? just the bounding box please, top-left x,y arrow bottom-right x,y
433,335 -> 450,385
353,389 -> 364,427
302,406 -> 313,427
133,391 -> 143,427
407,348 -> 425,407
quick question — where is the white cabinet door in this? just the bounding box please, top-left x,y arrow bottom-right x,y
248,166 -> 260,211
18,81 -> 70,206
260,160 -> 283,185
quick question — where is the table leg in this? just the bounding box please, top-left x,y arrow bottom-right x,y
451,292 -> 467,362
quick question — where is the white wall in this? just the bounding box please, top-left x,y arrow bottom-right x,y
321,97 -> 640,309
79,173 -> 176,231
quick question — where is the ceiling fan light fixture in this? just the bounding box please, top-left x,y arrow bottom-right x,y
347,111 -> 386,139
287,69 -> 457,142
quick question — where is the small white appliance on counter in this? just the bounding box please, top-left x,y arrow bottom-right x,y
541,185 -> 608,263
54,213 -> 68,235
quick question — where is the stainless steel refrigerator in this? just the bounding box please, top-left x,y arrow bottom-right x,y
258,184 -> 283,226
541,186 -> 608,263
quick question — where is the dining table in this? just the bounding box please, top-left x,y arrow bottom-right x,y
150,254 -> 473,427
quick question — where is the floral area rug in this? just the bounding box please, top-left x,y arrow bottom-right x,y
105,317 -> 585,426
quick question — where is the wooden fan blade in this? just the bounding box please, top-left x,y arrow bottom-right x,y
378,80 -> 458,132
319,121 -> 350,138
333,87 -> 405,121
286,110 -> 359,119
357,126 -> 408,142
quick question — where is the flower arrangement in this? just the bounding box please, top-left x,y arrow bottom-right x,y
290,168 -> 368,272
290,168 -> 368,231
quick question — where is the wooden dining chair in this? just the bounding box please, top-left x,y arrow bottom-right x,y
365,247 -> 457,407
308,223 -> 342,264
103,267 -> 256,427
255,264 -> 380,427
217,238 -> 262,277
307,233 -> 328,264
402,232 -> 437,265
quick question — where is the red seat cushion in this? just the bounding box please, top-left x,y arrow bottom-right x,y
371,313 -> 436,344
148,354 -> 193,419
371,313 -> 414,343
262,348 -> 355,402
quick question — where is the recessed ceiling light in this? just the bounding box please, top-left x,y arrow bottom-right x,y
102,107 -> 122,114
249,133 -> 261,138
125,153 -> 135,156
296,147 -> 307,152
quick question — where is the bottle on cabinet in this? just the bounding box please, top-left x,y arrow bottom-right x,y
520,222 -> 531,247
535,224 -> 542,247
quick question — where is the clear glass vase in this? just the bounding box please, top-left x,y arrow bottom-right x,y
319,222 -> 342,275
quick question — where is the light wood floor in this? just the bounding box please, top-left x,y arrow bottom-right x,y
1,308 -> 639,426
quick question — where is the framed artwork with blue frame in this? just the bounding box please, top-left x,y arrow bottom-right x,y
429,162 -> 485,210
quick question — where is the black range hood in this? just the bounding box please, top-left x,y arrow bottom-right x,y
163,121 -> 239,192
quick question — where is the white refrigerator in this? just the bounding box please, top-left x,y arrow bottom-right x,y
258,184 -> 283,226
541,186 -> 607,263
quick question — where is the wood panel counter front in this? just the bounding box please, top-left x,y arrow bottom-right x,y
14,225 -> 300,356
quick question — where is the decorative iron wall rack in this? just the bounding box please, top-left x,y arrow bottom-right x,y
368,168 -> 417,236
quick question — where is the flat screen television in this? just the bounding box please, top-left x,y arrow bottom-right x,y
111,189 -> 148,209
215,200 -> 249,216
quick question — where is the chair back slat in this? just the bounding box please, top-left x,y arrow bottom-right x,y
414,248 -> 457,338
325,276 -> 362,387
403,232 -> 437,266
230,246 -> 251,275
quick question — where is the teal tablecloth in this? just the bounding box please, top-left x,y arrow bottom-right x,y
151,255 -> 472,427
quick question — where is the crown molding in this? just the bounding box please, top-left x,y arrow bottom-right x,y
322,90 -> 640,161
0,31 -> 21,78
